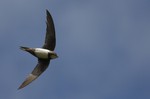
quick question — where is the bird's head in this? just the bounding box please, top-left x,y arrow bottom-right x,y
50,52 -> 58,59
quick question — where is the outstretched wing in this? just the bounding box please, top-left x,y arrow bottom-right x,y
42,10 -> 56,51
18,59 -> 50,89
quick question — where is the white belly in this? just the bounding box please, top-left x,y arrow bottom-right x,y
34,48 -> 51,59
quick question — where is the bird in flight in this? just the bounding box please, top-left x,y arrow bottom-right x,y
18,10 -> 58,89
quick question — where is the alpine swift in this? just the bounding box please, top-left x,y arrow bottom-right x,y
18,10 -> 58,89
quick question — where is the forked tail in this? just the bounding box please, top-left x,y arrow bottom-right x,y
20,46 -> 30,51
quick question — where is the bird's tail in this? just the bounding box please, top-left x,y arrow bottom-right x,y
20,46 -> 30,51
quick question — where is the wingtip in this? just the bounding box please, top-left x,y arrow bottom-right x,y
18,74 -> 38,90
46,9 -> 52,18
46,9 -> 50,14
18,85 -> 23,90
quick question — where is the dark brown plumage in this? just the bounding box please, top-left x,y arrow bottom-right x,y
18,9 -> 57,89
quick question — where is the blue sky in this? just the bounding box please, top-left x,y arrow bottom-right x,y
0,0 -> 150,99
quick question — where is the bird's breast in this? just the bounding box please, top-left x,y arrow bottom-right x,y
34,48 -> 51,59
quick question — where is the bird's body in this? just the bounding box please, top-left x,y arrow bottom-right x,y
33,48 -> 51,59
20,47 -> 57,59
18,10 -> 58,89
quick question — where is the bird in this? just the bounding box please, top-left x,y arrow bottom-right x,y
18,10 -> 58,89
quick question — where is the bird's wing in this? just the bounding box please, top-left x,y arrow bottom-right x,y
18,59 -> 50,89
42,10 -> 56,51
